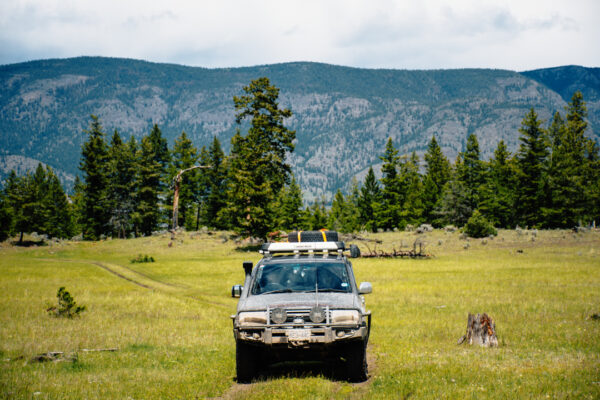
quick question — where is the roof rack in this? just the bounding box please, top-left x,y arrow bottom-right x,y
260,241 -> 346,255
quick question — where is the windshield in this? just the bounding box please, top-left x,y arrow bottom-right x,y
252,262 -> 352,295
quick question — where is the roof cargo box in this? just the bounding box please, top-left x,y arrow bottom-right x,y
288,230 -> 339,242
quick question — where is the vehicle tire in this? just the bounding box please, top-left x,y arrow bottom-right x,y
236,340 -> 257,383
343,341 -> 368,382
350,244 -> 361,258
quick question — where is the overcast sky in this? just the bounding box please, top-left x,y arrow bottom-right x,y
1,0 -> 598,71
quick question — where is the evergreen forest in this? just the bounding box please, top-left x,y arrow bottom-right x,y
1,79 -> 599,242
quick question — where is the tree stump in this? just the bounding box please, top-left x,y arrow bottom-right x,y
457,313 -> 498,347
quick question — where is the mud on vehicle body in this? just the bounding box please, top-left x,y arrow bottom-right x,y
231,231 -> 372,382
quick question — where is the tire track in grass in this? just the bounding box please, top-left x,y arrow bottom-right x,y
91,261 -> 152,289
35,257 -> 230,308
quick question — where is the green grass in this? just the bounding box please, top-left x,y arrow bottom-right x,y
0,229 -> 599,399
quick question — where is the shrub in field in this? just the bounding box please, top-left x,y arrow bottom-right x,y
131,254 -> 155,263
47,287 -> 86,318
463,210 -> 497,238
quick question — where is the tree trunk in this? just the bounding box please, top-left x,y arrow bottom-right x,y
457,313 -> 498,347
195,203 -> 200,231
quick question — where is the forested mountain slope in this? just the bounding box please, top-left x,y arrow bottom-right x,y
1,57 -> 597,200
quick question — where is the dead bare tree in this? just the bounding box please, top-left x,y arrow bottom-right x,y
359,239 -> 430,258
171,165 -> 210,232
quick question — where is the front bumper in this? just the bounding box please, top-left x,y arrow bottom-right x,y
232,312 -> 371,347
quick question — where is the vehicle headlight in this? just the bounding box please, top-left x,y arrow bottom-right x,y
238,311 -> 267,326
331,310 -> 361,325
310,306 -> 326,323
271,308 -> 287,324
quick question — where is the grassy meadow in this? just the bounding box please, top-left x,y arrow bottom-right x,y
0,229 -> 599,399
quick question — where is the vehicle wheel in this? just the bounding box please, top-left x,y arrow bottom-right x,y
350,244 -> 361,258
343,341 -> 368,382
236,340 -> 257,383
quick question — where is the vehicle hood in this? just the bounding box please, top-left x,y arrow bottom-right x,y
238,292 -> 359,312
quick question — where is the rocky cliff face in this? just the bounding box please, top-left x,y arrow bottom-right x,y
0,58 -> 597,200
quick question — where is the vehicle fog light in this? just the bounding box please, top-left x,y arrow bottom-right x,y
337,330 -> 345,338
253,332 -> 260,339
310,306 -> 326,323
271,308 -> 287,324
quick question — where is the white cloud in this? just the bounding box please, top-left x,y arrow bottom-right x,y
0,0 -> 598,69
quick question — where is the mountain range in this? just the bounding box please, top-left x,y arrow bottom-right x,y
1,57 -> 598,202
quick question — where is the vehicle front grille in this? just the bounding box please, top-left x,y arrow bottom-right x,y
269,306 -> 330,325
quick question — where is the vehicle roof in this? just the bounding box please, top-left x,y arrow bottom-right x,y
259,254 -> 348,264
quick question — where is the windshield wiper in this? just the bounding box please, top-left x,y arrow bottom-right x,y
259,288 -> 293,295
317,288 -> 349,293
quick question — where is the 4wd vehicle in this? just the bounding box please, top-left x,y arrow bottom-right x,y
231,231 -> 372,382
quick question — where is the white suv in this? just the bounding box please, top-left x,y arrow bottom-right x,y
231,232 -> 372,382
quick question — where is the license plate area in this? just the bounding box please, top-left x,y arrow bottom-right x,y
286,328 -> 311,341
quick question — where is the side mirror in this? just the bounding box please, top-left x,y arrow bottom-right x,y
231,284 -> 243,298
243,261 -> 253,276
358,282 -> 372,294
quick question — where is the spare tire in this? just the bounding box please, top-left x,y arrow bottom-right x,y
350,244 -> 361,258
288,230 -> 339,242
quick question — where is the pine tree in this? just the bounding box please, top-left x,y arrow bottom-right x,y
221,132 -> 274,237
423,135 -> 450,224
421,174 -> 439,224
345,177 -> 361,232
358,167 -> 381,232
232,77 -> 296,193
542,112 -> 567,227
329,189 -> 357,232
222,77 -> 296,239
43,168 -> 73,239
136,135 -> 162,236
276,177 -> 304,231
457,133 -> 484,213
378,138 -> 401,230
399,152 -> 424,226
70,175 -> 85,236
306,197 -> 329,230
515,108 -> 549,227
1,164 -> 73,240
478,141 -> 516,227
205,137 -> 227,229
31,164 -> 49,233
148,124 -> 171,227
544,92 -> 589,227
547,111 -> 566,150
149,124 -> 171,173
79,115 -> 110,240
583,139 -> 600,225
437,156 -> 472,226
106,131 -> 137,238
194,146 -> 211,229
4,171 -> 24,242
3,169 -> 39,243
0,182 -> 14,241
